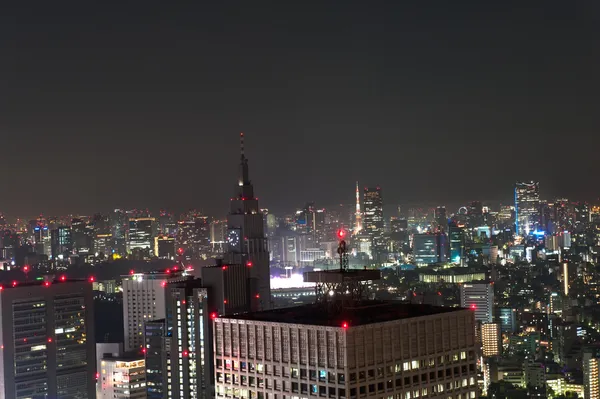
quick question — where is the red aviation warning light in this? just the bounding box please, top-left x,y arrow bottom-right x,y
470,304 -> 477,310
341,321 -> 349,329
210,312 -> 218,319
337,229 -> 346,240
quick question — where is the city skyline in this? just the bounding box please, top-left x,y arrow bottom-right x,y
3,0 -> 599,217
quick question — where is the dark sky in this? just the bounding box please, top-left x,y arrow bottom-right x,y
2,1 -> 599,218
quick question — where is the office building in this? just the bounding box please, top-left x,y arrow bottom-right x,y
123,271 -> 169,351
449,225 -> 465,265
0,279 -> 95,398
460,283 -> 494,324
98,352 -> 146,399
584,345 -> 600,399
482,323 -> 500,357
496,308 -> 517,334
163,278 -> 213,399
223,133 -> 270,310
435,206 -> 447,231
467,201 -> 484,228
213,302 -> 478,399
127,217 -> 155,258
413,233 -> 447,266
144,320 -> 166,399
51,225 -> 73,262
515,181 -> 540,235
155,235 -> 176,259
363,187 -> 385,261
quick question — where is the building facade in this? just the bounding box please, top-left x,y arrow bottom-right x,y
0,279 -> 95,399
460,283 -> 494,324
123,272 -> 169,351
213,303 -> 479,399
363,187 -> 385,262
98,353 -> 146,399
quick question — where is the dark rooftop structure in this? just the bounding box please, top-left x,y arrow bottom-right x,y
226,300 -> 466,328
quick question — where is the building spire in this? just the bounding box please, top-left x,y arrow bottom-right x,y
240,132 -> 245,160
238,132 -> 250,187
354,181 -> 362,234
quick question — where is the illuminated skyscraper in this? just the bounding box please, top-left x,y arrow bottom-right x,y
413,233 -> 448,266
363,187 -> 385,261
0,279 -> 96,398
127,217 -> 155,258
515,181 -> 540,235
98,352 -> 146,399
223,133 -> 270,310
449,224 -> 465,265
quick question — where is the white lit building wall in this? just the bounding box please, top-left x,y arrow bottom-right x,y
98,357 -> 146,399
122,274 -> 168,351
460,283 -> 494,324
213,309 -> 478,399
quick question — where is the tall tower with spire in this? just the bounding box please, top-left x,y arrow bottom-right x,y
354,181 -> 362,234
223,133 -> 271,310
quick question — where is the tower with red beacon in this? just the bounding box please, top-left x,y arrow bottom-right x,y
222,133 -> 271,310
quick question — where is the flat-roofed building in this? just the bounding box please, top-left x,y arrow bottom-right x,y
213,301 -> 479,399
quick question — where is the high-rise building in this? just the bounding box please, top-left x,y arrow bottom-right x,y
583,345 -> 600,399
413,233 -> 447,266
51,225 -> 72,263
363,187 -> 385,261
460,282 -> 494,324
209,219 -> 227,254
163,278 -> 213,399
0,279 -> 96,398
482,323 -> 500,357
213,303 -> 478,399
98,352 -> 146,399
435,206 -> 447,231
223,133 -> 270,310
122,271 -> 170,351
144,319 -> 166,399
449,225 -> 465,265
467,201 -> 484,228
515,181 -> 540,235
155,235 -> 176,259
127,217 -> 155,258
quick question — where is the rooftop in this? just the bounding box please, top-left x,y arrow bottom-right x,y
225,301 -> 465,328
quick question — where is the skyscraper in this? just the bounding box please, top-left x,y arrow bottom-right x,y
122,271 -> 169,351
163,278 -> 213,399
515,181 -> 540,235
363,186 -> 385,261
449,224 -> 465,265
460,282 -> 494,324
435,206 -> 447,231
0,279 -> 96,398
413,233 -> 448,266
127,217 -> 155,258
223,133 -> 270,310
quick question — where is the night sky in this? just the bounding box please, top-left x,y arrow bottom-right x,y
2,1 -> 599,217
